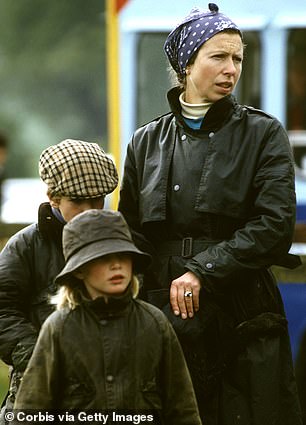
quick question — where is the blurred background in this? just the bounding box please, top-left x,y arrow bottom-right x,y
0,0 -> 107,400
0,0 -> 109,223
0,0 -> 107,176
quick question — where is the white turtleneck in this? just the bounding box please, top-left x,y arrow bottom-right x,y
179,92 -> 212,119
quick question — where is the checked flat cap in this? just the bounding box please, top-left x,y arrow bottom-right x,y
39,139 -> 118,199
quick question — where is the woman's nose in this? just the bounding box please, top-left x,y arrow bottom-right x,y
224,58 -> 236,74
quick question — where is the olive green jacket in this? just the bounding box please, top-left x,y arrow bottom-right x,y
15,293 -> 201,425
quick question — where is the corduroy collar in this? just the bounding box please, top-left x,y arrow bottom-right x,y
167,86 -> 236,132
38,202 -> 64,249
84,289 -> 133,320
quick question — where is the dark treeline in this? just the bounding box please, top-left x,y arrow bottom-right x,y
0,0 -> 107,177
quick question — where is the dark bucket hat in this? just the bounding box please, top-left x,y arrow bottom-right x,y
55,209 -> 151,285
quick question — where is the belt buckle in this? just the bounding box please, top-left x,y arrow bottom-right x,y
181,237 -> 193,258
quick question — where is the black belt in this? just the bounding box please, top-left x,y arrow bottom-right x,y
157,237 -> 221,259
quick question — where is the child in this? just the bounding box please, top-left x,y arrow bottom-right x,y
0,139 -> 118,420
14,209 -> 201,425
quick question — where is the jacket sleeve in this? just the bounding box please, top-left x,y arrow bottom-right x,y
119,140 -> 158,258
14,314 -> 60,409
186,120 -> 300,288
119,139 -> 141,233
160,318 -> 202,425
0,227 -> 38,369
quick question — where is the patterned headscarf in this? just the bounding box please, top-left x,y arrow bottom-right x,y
39,139 -> 118,199
164,3 -> 242,77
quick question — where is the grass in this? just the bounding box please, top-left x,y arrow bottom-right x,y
0,361 -> 9,404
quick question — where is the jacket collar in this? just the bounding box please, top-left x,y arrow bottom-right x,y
84,289 -> 133,320
167,86 -> 237,132
38,202 -> 64,248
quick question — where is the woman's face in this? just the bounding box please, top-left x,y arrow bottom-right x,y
185,32 -> 243,104
75,253 -> 132,300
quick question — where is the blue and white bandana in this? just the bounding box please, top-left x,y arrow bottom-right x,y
164,3 -> 241,77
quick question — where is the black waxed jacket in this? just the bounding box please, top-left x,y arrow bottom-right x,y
119,88 -> 303,424
14,293 -> 202,425
0,203 -> 65,370
119,88 -> 300,285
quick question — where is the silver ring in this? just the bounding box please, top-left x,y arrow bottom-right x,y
184,290 -> 193,298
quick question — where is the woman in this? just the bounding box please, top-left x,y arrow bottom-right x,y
119,3 -> 302,424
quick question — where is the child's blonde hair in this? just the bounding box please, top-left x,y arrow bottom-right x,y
52,274 -> 140,310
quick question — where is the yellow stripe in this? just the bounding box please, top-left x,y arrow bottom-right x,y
106,0 -> 121,210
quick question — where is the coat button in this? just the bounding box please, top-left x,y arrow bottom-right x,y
205,262 -> 215,271
106,375 -> 114,382
173,184 -> 180,191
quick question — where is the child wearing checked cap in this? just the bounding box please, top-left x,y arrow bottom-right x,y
0,139 -> 118,421
14,209 -> 201,424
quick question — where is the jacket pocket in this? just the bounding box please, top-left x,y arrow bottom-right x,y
63,368 -> 96,404
141,378 -> 162,410
66,378 -> 94,397
230,268 -> 279,322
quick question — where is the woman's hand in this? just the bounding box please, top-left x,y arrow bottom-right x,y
170,271 -> 201,319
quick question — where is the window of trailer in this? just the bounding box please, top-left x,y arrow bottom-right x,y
287,28 -> 306,175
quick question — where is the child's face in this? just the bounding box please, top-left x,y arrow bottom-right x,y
50,196 -> 104,222
76,253 -> 133,299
